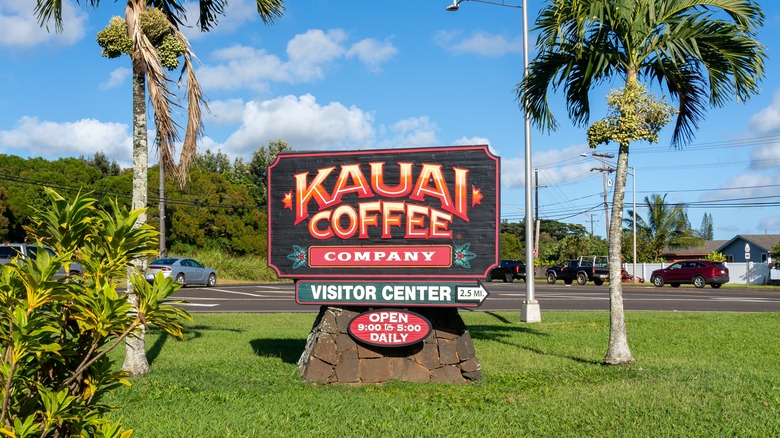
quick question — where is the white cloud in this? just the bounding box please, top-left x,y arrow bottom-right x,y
701,172 -> 780,202
500,144 -> 591,190
100,67 -> 130,90
285,29 -> 348,81
758,215 -> 780,234
0,0 -> 86,47
377,117 -> 439,149
749,89 -> 780,135
205,99 -> 247,125
198,29 -> 397,92
220,94 -> 376,156
702,172 -> 780,234
347,38 -> 398,72
434,30 -> 521,57
197,45 -> 284,92
453,136 -> 490,147
0,117 -> 132,166
453,136 -> 497,157
749,141 -> 780,169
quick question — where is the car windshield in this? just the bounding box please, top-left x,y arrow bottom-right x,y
712,262 -> 727,269
150,258 -> 178,266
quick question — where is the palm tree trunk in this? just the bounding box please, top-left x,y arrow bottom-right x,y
604,142 -> 634,365
122,60 -> 151,376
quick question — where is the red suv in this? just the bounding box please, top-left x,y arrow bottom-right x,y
650,260 -> 730,289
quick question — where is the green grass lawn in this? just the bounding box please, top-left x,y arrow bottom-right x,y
107,311 -> 779,437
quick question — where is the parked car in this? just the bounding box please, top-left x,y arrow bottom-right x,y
650,260 -> 729,289
546,258 -> 609,285
0,243 -> 82,280
145,257 -> 217,287
486,259 -> 526,283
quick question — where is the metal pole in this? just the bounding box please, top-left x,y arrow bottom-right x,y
444,0 -> 539,322
601,155 -> 610,238
520,0 -> 540,322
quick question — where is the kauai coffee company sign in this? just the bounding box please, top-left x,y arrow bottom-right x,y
267,145 -> 500,280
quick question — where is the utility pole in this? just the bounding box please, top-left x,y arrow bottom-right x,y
586,214 -> 597,236
590,152 -> 615,238
534,169 -> 544,260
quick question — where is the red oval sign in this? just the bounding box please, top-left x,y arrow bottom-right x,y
348,309 -> 432,347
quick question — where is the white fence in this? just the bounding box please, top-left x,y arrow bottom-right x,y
623,262 -> 776,286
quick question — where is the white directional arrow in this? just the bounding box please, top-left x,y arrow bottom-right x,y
456,281 -> 490,304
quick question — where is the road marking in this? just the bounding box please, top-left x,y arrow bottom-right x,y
206,288 -> 269,297
250,289 -> 292,294
174,303 -> 219,307
709,297 -> 780,303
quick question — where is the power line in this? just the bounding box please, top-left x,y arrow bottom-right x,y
0,172 -> 265,211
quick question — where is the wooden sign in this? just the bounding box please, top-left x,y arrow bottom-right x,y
267,145 -> 499,280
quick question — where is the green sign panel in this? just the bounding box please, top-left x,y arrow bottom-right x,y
295,281 -> 488,307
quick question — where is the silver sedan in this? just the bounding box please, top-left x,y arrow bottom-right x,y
145,257 -> 217,287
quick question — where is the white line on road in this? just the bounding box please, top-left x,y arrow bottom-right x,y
206,288 -> 269,297
174,303 -> 219,307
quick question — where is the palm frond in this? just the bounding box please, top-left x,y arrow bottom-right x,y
173,28 -> 208,188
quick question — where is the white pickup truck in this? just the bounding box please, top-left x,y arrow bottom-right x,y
0,243 -> 82,279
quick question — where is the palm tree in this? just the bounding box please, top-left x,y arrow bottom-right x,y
626,194 -> 704,261
517,0 -> 766,364
35,0 -> 284,375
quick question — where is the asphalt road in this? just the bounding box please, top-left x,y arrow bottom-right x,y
169,282 -> 780,313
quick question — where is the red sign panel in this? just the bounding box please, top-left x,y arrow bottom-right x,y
308,245 -> 451,268
348,309 -> 432,347
267,145 -> 500,279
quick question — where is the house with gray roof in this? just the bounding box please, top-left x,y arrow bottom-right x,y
659,234 -> 780,263
716,234 -> 780,263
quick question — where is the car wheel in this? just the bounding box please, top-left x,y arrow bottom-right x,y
522,276 -> 527,283
711,283 -> 722,289
576,272 -> 587,285
207,273 -> 217,287
652,276 -> 664,287
175,273 -> 186,285
693,276 -> 706,289
504,272 -> 514,283
547,273 -> 556,284
593,279 -> 604,286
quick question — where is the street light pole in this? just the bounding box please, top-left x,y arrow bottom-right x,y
446,0 -> 539,322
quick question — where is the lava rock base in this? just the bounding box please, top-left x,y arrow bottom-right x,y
297,306 -> 481,384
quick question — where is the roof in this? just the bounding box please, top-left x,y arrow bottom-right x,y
716,234 -> 780,252
661,240 -> 726,257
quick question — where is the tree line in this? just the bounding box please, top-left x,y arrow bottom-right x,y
0,140 -> 290,256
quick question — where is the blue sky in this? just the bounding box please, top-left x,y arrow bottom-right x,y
1,0 -> 779,241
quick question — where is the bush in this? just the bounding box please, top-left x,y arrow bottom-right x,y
0,188 -> 190,437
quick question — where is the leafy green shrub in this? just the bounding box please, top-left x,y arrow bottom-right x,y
0,188 -> 190,437
704,251 -> 726,262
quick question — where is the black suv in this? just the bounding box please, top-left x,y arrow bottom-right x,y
487,259 -> 526,283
